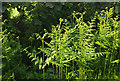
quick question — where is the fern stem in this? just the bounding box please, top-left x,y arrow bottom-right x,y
42,40 -> 45,79
61,66 -> 62,79
72,60 -> 74,72
59,66 -> 61,79
66,66 -> 68,79
79,66 -> 82,79
54,25 -> 58,79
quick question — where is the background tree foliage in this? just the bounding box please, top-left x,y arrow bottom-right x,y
2,2 -> 120,80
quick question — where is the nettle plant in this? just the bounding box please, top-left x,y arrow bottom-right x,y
26,7 -> 120,79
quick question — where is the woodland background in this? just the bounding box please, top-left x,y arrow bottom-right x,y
1,2 -> 120,80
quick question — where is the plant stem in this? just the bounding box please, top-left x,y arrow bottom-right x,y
59,66 -> 61,79
66,66 -> 68,79
42,40 -> 45,79
52,62 -> 55,79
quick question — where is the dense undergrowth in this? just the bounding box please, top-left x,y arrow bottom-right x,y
25,7 -> 120,79
1,2 -> 120,80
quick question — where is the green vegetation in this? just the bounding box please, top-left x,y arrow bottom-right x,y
1,2 -> 120,80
